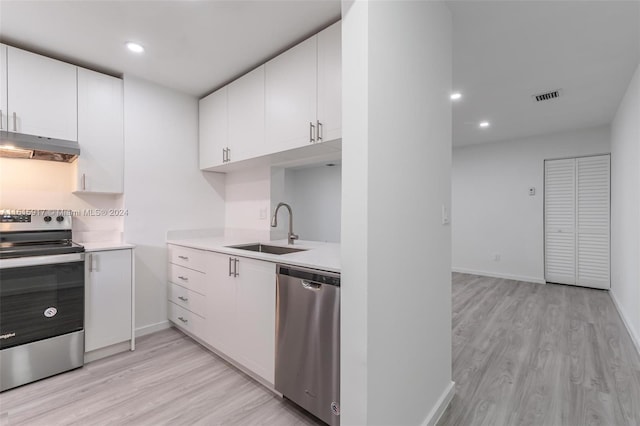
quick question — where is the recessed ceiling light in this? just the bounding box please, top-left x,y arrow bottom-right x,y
450,92 -> 462,100
479,121 -> 490,128
126,42 -> 145,54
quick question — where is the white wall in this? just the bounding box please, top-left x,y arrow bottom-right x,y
123,76 -> 225,333
283,164 -> 341,242
224,165 -> 271,237
0,158 -> 123,237
452,125 -> 611,283
342,1 -> 453,424
611,63 -> 640,351
224,163 -> 342,243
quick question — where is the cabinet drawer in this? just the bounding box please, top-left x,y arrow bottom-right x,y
169,302 -> 206,340
168,283 -> 206,318
169,264 -> 208,296
168,245 -> 209,272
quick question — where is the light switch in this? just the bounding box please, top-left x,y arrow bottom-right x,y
441,205 -> 449,225
259,208 -> 267,220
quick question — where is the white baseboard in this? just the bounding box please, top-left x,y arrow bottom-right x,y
609,290 -> 640,356
85,341 -> 132,363
422,381 -> 455,426
452,267 -> 546,284
135,320 -> 171,338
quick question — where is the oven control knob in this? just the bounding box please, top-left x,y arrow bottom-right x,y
44,216 -> 52,222
56,216 -> 64,222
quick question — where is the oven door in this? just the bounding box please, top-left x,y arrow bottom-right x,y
0,253 -> 84,350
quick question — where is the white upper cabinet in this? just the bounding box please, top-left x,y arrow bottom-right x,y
199,86 -> 227,169
0,45 -> 7,131
228,65 -> 266,161
316,22 -> 342,143
198,21 -> 342,172
6,46 -> 77,141
265,36 -> 318,152
74,68 -> 124,193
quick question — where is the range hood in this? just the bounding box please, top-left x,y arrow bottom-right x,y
0,131 -> 80,163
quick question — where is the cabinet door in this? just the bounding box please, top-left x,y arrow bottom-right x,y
199,87 -> 227,170
317,22 -> 342,143
7,46 -> 77,141
75,68 -> 124,193
228,65 -> 265,161
0,44 -> 7,131
205,253 -> 237,357
85,249 -> 132,352
265,36 -> 317,152
234,257 -> 276,384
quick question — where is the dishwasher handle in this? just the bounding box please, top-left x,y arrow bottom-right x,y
301,280 -> 322,290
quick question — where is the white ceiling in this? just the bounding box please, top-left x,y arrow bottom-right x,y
0,0 -> 341,97
1,1 -> 638,147
449,0 -> 640,146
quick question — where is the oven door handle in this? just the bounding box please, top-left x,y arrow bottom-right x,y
0,253 -> 85,269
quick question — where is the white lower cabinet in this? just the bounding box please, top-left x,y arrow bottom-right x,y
210,255 -> 276,384
166,245 -> 276,385
168,301 -> 207,339
234,258 -> 277,384
85,248 -> 133,353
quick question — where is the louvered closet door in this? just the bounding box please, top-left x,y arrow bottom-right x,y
545,159 -> 576,285
576,155 -> 610,289
544,155 -> 610,289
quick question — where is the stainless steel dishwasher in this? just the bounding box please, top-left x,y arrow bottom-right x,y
275,264 -> 340,426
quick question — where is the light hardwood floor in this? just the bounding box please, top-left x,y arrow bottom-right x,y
2,273 -> 639,425
0,329 -> 321,425
439,273 -> 640,426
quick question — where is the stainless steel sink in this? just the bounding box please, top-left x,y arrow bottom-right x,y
226,243 -> 308,255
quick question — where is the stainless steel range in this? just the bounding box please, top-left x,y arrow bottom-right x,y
0,210 -> 85,392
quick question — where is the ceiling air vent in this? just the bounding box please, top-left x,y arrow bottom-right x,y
533,89 -> 561,102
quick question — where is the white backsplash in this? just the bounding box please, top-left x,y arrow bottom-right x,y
0,157 -> 124,243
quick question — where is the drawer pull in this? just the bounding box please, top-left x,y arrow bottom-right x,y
178,296 -> 188,302
178,255 -> 189,260
178,316 -> 188,324
178,276 -> 188,281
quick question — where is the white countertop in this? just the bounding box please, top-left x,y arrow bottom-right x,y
166,237 -> 340,273
80,241 -> 136,252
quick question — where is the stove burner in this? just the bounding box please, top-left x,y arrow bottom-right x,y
0,211 -> 84,259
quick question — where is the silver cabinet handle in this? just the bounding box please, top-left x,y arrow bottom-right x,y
177,316 -> 188,324
178,255 -> 189,260
229,257 -> 233,276
0,109 -> 3,130
178,276 -> 188,281
82,173 -> 86,190
317,120 -> 323,142
309,122 -> 315,143
13,112 -> 17,131
88,253 -> 93,272
222,148 -> 227,163
234,258 -> 239,277
227,147 -> 231,162
178,296 -> 188,302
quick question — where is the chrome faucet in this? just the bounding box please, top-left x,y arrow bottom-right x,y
271,202 -> 299,245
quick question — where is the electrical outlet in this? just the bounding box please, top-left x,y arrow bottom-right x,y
259,208 -> 267,220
